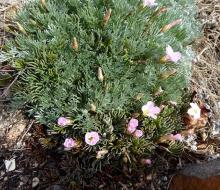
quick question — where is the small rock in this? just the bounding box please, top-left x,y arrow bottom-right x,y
20,175 -> 29,184
0,171 -> 5,176
47,185 -> 64,190
162,176 -> 168,181
169,159 -> 220,190
4,158 -> 16,172
146,174 -> 152,181
32,177 -> 40,188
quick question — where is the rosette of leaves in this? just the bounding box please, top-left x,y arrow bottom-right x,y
4,0 -> 199,164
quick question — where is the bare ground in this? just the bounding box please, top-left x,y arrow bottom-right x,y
193,0 -> 220,120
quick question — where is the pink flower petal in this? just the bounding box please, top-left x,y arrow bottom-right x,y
151,106 -> 161,114
127,125 -> 137,134
170,52 -> 182,62
58,117 -> 73,126
166,45 -> 174,55
146,101 -> 155,109
173,134 -> 183,141
63,138 -> 77,149
165,45 -> 182,63
142,101 -> 161,119
128,118 -> 138,128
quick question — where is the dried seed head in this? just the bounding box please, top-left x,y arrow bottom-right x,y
103,9 -> 112,25
96,149 -> 108,159
98,67 -> 104,82
16,22 -> 27,35
156,7 -> 168,16
160,56 -> 169,63
154,86 -> 164,96
160,19 -> 182,33
40,0 -> 46,8
72,37 -> 79,51
90,104 -> 96,112
30,19 -> 37,26
123,156 -> 128,163
135,93 -> 144,100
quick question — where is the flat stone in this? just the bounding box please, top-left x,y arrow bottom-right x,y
169,159 -> 220,190
0,110 -> 28,148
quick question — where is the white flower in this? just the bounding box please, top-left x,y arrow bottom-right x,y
187,103 -> 201,120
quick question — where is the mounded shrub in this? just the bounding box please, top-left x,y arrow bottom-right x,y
3,0 -> 200,165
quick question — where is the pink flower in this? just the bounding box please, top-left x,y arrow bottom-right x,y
143,0 -> 158,8
169,134 -> 183,141
85,132 -> 100,146
141,159 -> 152,165
173,134 -> 183,141
58,117 -> 73,126
133,130 -> 144,138
187,103 -> 201,120
142,101 -> 161,119
165,45 -> 182,63
63,138 -> 77,149
127,118 -> 139,134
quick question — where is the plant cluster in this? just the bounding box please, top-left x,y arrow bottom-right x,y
3,0 -> 200,165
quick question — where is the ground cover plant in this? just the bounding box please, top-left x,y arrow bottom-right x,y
1,0 -> 201,172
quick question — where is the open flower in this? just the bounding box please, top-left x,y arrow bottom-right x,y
127,118 -> 139,134
142,101 -> 161,119
133,130 -> 144,138
143,0 -> 158,8
63,138 -> 78,149
58,117 -> 73,126
85,132 -> 100,146
187,103 -> 201,120
165,45 -> 182,63
171,134 -> 183,141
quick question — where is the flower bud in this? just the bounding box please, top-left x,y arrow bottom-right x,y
123,156 -> 128,163
160,56 -> 169,63
96,149 -> 108,159
98,67 -> 104,82
156,7 -> 168,16
90,103 -> 96,112
16,22 -> 27,35
40,0 -> 47,9
135,93 -> 144,100
154,86 -> 164,96
141,158 -> 152,165
160,70 -> 177,79
103,9 -> 112,25
72,37 -> 79,51
160,19 -> 182,33
30,19 -> 37,26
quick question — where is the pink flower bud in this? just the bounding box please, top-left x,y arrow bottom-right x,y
133,130 -> 144,138
127,118 -> 138,134
63,138 -> 78,149
141,158 -> 152,165
58,117 -> 73,126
